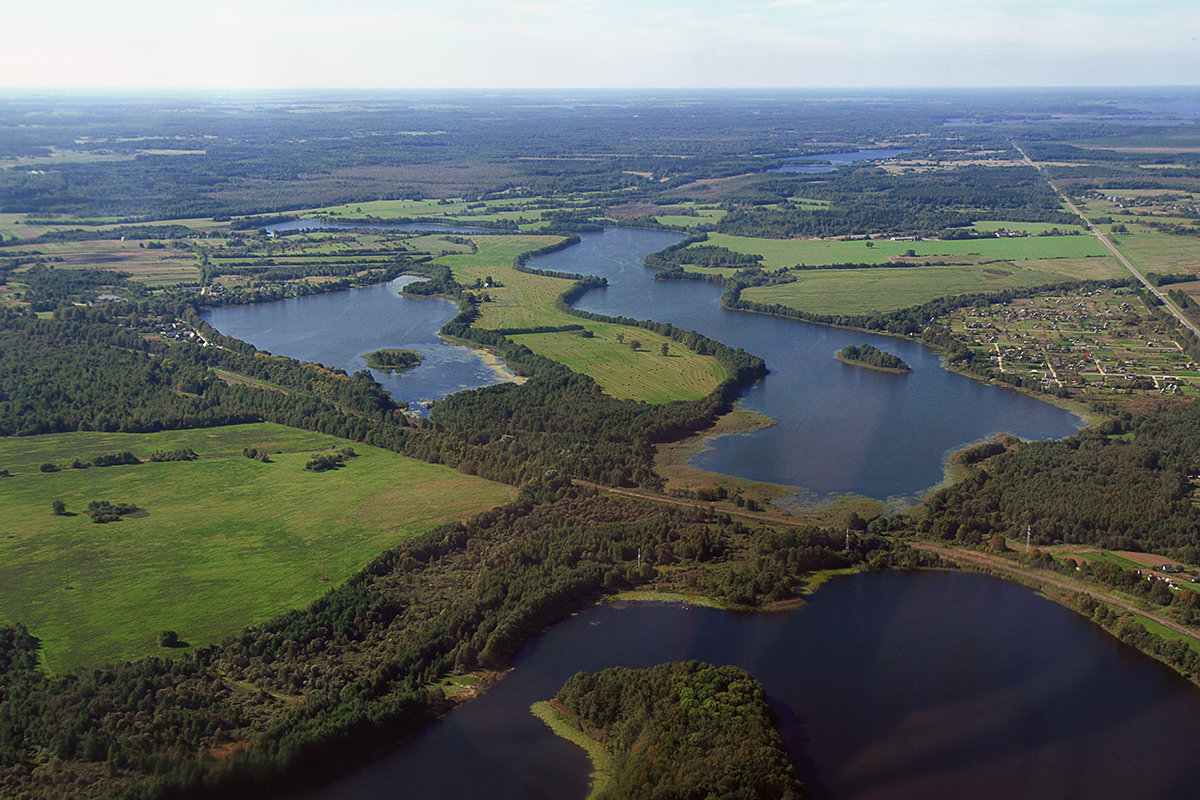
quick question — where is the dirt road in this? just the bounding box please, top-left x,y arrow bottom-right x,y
909,541 -> 1200,642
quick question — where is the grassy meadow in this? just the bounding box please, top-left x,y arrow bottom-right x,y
703,232 -> 1114,269
1111,229 -> 1200,277
509,328 -> 725,403
741,259 -> 1125,316
0,423 -> 515,672
677,232 -> 1125,316
441,235 -> 727,401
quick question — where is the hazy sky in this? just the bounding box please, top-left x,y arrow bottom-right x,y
5,0 -> 1197,89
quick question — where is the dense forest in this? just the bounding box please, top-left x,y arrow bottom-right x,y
884,400 -> 1200,557
551,661 -> 806,800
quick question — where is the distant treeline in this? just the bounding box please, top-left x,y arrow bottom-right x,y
713,166 -> 1078,239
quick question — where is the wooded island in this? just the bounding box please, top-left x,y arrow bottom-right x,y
836,343 -> 912,373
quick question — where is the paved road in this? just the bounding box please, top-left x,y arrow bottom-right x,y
1015,144 -> 1200,340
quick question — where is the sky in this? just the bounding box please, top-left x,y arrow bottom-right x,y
4,0 -> 1198,90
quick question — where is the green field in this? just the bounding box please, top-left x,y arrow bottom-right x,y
0,423 -> 516,672
703,232 -> 1113,269
1111,229 -> 1200,277
741,258 -> 1126,316
441,235 -> 727,401
509,328 -> 725,403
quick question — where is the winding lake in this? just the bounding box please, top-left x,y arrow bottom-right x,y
204,226 -> 1080,497
310,571 -> 1200,800
534,228 -> 1081,501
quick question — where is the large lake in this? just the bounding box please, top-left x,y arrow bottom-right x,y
310,571 -> 1200,800
536,228 -> 1081,501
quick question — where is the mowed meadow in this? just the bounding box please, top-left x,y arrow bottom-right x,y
441,234 -> 727,402
0,423 -> 516,672
692,231 -> 1125,315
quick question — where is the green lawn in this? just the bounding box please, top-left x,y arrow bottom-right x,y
0,423 -> 516,672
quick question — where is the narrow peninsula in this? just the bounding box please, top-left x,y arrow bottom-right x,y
836,343 -> 911,373
363,348 -> 423,372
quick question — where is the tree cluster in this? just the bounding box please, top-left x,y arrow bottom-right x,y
553,661 -> 807,800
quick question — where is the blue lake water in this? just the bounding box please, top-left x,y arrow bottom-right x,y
203,227 -> 1200,799
201,276 -> 510,414
533,227 -> 1081,502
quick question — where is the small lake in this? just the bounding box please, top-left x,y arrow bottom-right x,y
534,228 -> 1081,502
201,276 -> 512,413
309,571 -> 1200,800
769,148 -> 912,173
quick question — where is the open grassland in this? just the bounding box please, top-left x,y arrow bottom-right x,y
653,203 -> 728,229
703,232 -> 1113,269
440,235 -> 726,401
440,234 -> 576,329
0,423 -> 516,672
18,239 -> 200,284
509,328 -> 725,403
1111,230 -> 1200,277
741,259 -> 1126,316
301,196 -> 594,232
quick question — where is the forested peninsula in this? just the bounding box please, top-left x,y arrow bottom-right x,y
536,661 -> 806,800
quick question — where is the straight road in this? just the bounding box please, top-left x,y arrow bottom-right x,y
1015,144 -> 1200,340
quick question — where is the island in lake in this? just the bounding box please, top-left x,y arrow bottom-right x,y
363,348 -> 424,372
836,343 -> 911,373
532,661 -> 806,800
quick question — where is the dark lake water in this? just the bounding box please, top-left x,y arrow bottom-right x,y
535,228 -> 1081,501
768,148 -> 912,173
201,276 -> 511,413
310,571 -> 1200,800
